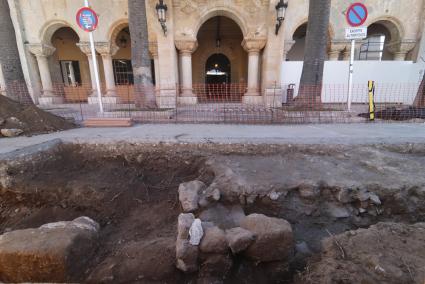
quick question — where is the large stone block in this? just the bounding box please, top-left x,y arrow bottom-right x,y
0,217 -> 99,283
199,226 -> 227,254
178,180 -> 206,212
240,214 -> 294,262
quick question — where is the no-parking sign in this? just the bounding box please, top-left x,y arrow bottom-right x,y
76,7 -> 98,32
346,3 -> 368,27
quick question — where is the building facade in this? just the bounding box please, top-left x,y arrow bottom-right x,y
3,0 -> 425,107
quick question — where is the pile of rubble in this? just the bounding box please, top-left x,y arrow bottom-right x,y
176,180 -> 294,282
0,95 -> 74,137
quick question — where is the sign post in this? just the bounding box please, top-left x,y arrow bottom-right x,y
345,3 -> 368,112
77,1 -> 103,113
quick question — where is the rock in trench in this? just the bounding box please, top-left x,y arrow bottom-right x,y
178,180 -> 206,212
199,226 -> 227,254
0,216 -> 99,283
176,239 -> 199,273
1,128 -> 23,137
177,213 -> 195,240
240,213 -> 294,262
225,227 -> 256,254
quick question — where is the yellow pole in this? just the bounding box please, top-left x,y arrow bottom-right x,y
368,80 -> 375,121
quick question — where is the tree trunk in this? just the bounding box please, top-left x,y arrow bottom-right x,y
297,0 -> 331,106
0,0 -> 32,104
128,0 -> 157,108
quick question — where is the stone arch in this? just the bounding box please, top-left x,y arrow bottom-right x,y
194,7 -> 248,38
361,17 -> 405,60
108,19 -> 129,43
39,20 -> 81,44
366,16 -> 404,41
289,21 -> 335,41
286,21 -> 334,61
193,44 -> 238,84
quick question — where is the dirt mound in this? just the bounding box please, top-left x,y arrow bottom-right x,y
0,95 -> 74,137
299,222 -> 425,284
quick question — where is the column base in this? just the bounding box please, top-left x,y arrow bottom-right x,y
105,90 -> 118,97
157,89 -> 177,108
38,96 -> 64,105
264,88 -> 283,107
178,95 -> 198,105
88,96 -> 121,104
242,93 -> 263,105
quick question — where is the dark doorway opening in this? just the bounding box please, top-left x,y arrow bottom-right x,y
205,53 -> 231,100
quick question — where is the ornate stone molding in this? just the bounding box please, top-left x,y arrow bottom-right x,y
95,42 -> 119,57
175,39 -> 198,55
387,40 -> 417,60
242,38 -> 267,53
27,43 -> 56,57
76,42 -> 93,56
328,40 -> 350,60
387,40 -> 417,54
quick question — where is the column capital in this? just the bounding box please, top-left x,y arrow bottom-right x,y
387,40 -> 417,61
149,41 -> 159,58
242,38 -> 267,53
387,40 -> 417,54
95,42 -> 119,57
76,42 -> 93,56
27,43 -> 56,57
175,39 -> 198,55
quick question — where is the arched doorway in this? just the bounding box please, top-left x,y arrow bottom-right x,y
205,53 -> 231,100
287,23 -> 333,61
193,16 -> 247,102
360,21 -> 401,61
205,53 -> 231,84
50,27 -> 89,102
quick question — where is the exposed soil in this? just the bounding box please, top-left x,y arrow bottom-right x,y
359,106 -> 425,121
0,95 -> 75,137
1,143 -> 425,283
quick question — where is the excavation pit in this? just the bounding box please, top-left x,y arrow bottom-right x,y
0,142 -> 425,283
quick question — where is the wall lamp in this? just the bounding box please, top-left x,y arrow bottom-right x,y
156,0 -> 168,36
275,0 -> 288,35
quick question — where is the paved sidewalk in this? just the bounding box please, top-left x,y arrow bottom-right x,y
0,123 -> 424,154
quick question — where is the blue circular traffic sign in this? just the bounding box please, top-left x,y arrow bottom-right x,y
76,7 -> 99,32
346,3 -> 368,27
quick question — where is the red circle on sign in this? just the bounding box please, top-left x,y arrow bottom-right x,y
346,3 -> 368,27
76,7 -> 99,32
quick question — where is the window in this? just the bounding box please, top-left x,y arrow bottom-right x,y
60,61 -> 81,86
359,35 -> 386,61
113,59 -> 134,85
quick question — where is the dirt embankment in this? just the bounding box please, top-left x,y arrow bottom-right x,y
0,143 -> 424,283
0,95 -> 74,137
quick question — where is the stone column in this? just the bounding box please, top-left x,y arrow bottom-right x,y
149,42 -> 160,89
283,40 -> 295,61
96,42 -> 120,103
388,40 -> 417,61
175,39 -> 198,105
28,43 -> 62,105
242,38 -> 266,104
77,42 -> 100,104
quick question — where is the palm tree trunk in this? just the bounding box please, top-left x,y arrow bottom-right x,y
0,0 -> 32,104
297,0 -> 331,106
128,0 -> 157,108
